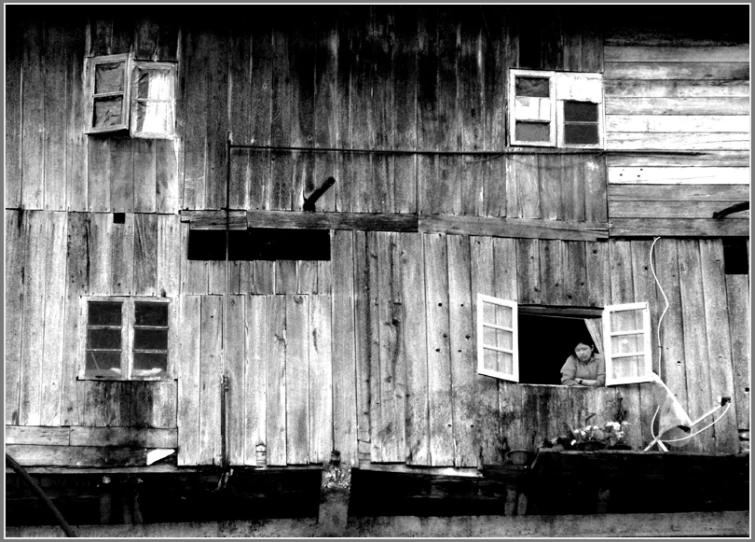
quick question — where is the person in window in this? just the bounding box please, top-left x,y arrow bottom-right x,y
561,339 -> 605,387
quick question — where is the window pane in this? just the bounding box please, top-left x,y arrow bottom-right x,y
136,68 -> 173,100
611,355 -> 644,381
87,328 -> 122,350
484,348 -> 514,376
611,333 -> 644,356
516,77 -> 550,98
483,327 -> 513,351
135,302 -> 169,326
88,301 -> 122,325
494,305 -> 513,328
133,352 -> 168,377
564,101 -> 598,122
564,124 -> 599,145
95,62 -> 124,93
85,351 -> 121,377
610,310 -> 643,332
93,97 -> 124,128
134,328 -> 168,350
134,101 -> 175,135
516,121 -> 550,142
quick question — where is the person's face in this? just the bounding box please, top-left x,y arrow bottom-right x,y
575,343 -> 594,362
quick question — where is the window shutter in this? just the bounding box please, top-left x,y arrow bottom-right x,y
555,72 -> 604,148
602,302 -> 654,385
477,293 -> 519,382
85,54 -> 132,134
130,62 -> 177,139
509,69 -> 556,147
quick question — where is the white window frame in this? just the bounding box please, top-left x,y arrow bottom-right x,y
602,302 -> 654,386
476,293 -> 519,382
509,69 -> 557,147
84,53 -> 177,139
78,296 -> 176,381
509,68 -> 604,149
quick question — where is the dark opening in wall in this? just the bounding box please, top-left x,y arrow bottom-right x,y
188,229 -> 331,261
723,238 -> 749,275
113,213 -> 125,224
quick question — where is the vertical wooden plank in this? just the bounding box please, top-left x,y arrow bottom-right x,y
353,232 -> 373,461
317,260 -> 332,294
157,214 -> 180,298
133,214 -> 158,296
21,21 -> 44,210
539,239 -> 564,306
677,240 -> 713,453
507,155 -> 539,219
399,233 -> 429,465
270,151 -> 293,211
583,155 -> 607,223
517,238 -> 541,304
726,274 -> 750,435
700,240 -> 739,453
6,22 -> 23,208
424,233 -> 454,466
245,295 -> 268,465
152,380 -> 177,429
561,154 -> 586,222
471,236 -> 502,464
286,294 -> 310,465
110,213 -> 135,295
483,7 -> 508,216
110,139 -> 134,213
251,261 -> 274,295
180,28 -> 208,210
89,213 -> 112,296
562,241 -> 588,306
40,212 -> 68,426
199,295 -> 222,465
66,21 -> 88,212
331,231 -> 358,465
177,295 -> 200,466
366,232 -> 383,462
156,18 -> 179,61
393,8 -> 418,214
207,260 -> 226,295
447,235 -> 477,467
87,139 -> 111,212
459,12 -> 484,216
266,295 -> 287,466
228,261 -> 250,295
248,20 -> 273,211
275,260 -> 298,295
5,211 -> 28,424
416,6 -> 439,216
229,23 -> 251,208
586,240 -> 610,308
181,222 -> 207,295
133,140 -> 157,213
297,261 -> 318,294
309,294 -> 333,464
539,154 -> 563,221
155,140 -> 179,214
19,211 -> 49,425
205,30 -> 229,210
226,295 -> 247,465
134,17 -> 158,59
43,23 -> 68,211
290,14 -> 316,212
270,27 -> 293,210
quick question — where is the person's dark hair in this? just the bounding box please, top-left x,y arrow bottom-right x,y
575,338 -> 599,354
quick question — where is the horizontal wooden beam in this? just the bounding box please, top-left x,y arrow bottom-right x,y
181,210 -> 247,230
420,215 -> 609,241
608,184 -> 750,202
606,151 -> 749,168
246,210 -> 419,232
517,305 -> 603,318
6,426 -> 70,446
69,427 -> 178,448
357,460 -> 481,478
609,218 -> 749,237
6,445 -> 175,468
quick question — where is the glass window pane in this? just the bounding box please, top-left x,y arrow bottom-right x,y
95,62 -> 124,93
483,327 -> 513,351
610,310 -> 643,332
136,68 -> 173,100
516,77 -> 550,98
134,101 -> 175,135
134,328 -> 168,350
564,124 -> 599,145
611,333 -> 644,356
88,301 -> 122,325
611,355 -> 644,381
85,351 -> 122,377
516,121 -> 550,142
135,302 -> 169,326
564,101 -> 598,122
484,348 -> 514,376
494,304 -> 513,328
93,97 -> 124,128
87,328 -> 122,350
133,352 -> 168,377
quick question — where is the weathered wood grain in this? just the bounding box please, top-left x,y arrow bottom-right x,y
605,45 -> 749,63
604,62 -> 748,81
507,155 -> 539,219
252,261 -> 275,295
42,22 -> 68,211
267,295 -> 287,466
726,274 -> 750,435
6,23 -> 23,208
133,214 -> 158,296
677,241 -> 713,453
517,238 -> 541,305
309,294 -> 333,464
206,260 -> 225,295
64,19 -> 88,211
87,139 -> 111,212
6,211 -> 27,424
419,215 -> 609,242
416,7 -> 439,216
604,79 -> 750,98
286,294 -> 310,465
157,214 -> 180,297
400,232 -> 430,466
275,261 -> 298,295
561,241 -> 588,307
365,232 -> 383,462
70,427 -> 177,448
245,295 -> 267,465
180,222 -> 207,295
110,138 -> 134,212
539,239 -> 564,306
205,31 -> 229,210
538,154 -> 563,221
133,140 -> 157,213
226,295 -> 246,465
605,98 -> 749,116
608,184 -> 749,202
447,235 -> 477,467
40,212 -> 68,426
6,425 -> 70,446
610,200 -> 749,220
6,445 -> 174,468
606,115 -> 750,133
607,151 -> 749,168
21,21 -> 44,210
246,210 -> 419,232
606,132 -> 750,151
424,233 -> 454,466
296,261 -> 318,295
610,218 -> 749,238
111,213 -> 135,295
88,213 -> 112,296
199,296 -> 222,465
608,167 -> 750,185
699,240 -> 739,453
317,260 -> 332,294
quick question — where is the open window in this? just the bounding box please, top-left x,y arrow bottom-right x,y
80,297 -> 175,380
85,53 -> 177,139
509,69 -> 604,149
476,295 -> 653,386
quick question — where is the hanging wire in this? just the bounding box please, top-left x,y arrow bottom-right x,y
649,236 -> 669,381
649,402 -> 732,445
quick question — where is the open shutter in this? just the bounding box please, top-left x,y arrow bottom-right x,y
602,302 -> 653,385
131,61 -> 177,139
477,294 -> 519,382
509,69 -> 556,147
85,53 -> 131,134
555,72 -> 604,148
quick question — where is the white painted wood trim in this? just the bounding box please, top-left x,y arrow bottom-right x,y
603,302 -> 653,387
476,293 -> 518,383
608,167 -> 750,185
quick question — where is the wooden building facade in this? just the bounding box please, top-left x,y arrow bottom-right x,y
5,4 -> 750,528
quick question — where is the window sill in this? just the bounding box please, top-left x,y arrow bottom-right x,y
77,375 -> 176,382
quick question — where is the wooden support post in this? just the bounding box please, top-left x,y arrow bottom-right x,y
316,451 -> 351,537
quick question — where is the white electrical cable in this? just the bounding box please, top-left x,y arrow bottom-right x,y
649,236 -> 670,380
649,403 -> 733,445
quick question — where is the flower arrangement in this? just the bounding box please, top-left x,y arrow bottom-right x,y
571,420 -> 630,448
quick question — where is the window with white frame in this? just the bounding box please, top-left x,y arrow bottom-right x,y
85,53 -> 177,139
509,69 -> 604,149
477,294 -> 653,386
80,297 -> 174,380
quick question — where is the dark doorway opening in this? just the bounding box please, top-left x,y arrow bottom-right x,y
518,314 -> 599,385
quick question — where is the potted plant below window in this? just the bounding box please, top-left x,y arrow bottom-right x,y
570,421 -> 631,451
